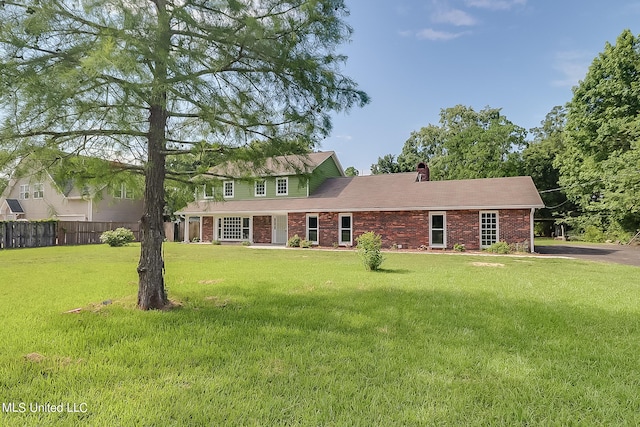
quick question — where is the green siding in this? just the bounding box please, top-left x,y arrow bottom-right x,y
201,155 -> 342,201
308,156 -> 343,194
213,176 -> 307,200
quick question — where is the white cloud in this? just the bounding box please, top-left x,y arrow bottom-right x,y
416,28 -> 468,41
552,50 -> 592,87
432,8 -> 477,26
465,0 -> 526,11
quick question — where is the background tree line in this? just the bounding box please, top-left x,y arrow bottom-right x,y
369,29 -> 640,242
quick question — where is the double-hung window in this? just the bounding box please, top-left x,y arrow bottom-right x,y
115,183 -> 134,199
202,184 -> 215,199
254,180 -> 266,197
19,184 -> 30,200
33,183 -> 44,199
223,181 -> 234,198
429,212 -> 446,248
276,177 -> 288,196
339,213 -> 352,246
480,211 -> 499,248
307,214 -> 319,244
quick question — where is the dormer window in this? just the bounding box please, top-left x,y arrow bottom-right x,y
276,177 -> 288,196
223,180 -> 234,198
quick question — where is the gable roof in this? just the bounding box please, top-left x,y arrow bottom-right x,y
205,151 -> 343,178
178,173 -> 544,215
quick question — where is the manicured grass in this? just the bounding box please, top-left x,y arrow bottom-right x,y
1,244 -> 639,426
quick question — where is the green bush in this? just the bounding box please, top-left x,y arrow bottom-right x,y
287,234 -> 301,248
583,226 -> 606,243
100,228 -> 135,247
356,231 -> 385,271
300,239 -> 312,248
485,241 -> 511,254
453,243 -> 466,252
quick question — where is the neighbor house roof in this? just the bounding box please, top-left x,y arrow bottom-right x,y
4,199 -> 25,213
178,173 -> 544,215
205,151 -> 343,178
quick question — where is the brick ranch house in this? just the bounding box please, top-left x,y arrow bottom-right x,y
176,151 -> 544,252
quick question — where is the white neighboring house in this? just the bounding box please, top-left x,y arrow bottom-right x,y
0,168 -> 143,222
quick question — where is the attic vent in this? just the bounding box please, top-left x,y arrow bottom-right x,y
416,163 -> 430,182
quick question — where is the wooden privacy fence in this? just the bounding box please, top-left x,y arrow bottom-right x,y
0,221 -> 57,249
0,221 -> 140,249
57,221 -> 141,245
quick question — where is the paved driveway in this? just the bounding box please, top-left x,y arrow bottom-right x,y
536,244 -> 640,267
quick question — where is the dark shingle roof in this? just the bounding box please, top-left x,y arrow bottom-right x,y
178,173 -> 544,215
205,151 -> 340,178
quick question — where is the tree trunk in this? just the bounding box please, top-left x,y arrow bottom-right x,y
137,0 -> 170,310
137,103 -> 169,310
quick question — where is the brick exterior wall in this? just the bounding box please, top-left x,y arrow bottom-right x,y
202,217 -> 214,242
287,209 -> 532,250
253,215 -> 272,244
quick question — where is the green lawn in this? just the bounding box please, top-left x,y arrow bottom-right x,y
1,244 -> 639,426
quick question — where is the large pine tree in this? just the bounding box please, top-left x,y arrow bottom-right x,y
0,0 -> 368,309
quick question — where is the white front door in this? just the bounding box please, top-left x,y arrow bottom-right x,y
273,215 -> 288,244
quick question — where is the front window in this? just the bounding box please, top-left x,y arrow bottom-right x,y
430,212 -> 446,248
255,180 -> 266,197
276,177 -> 288,196
480,211 -> 499,248
307,214 -> 319,244
219,216 -> 250,240
33,183 -> 44,199
223,181 -> 234,198
339,213 -> 352,246
19,184 -> 30,200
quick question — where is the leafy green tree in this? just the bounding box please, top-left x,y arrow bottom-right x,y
522,106 -> 577,230
370,154 -> 400,174
557,29 -> 640,233
0,0 -> 368,309
344,166 -> 359,177
375,105 -> 526,180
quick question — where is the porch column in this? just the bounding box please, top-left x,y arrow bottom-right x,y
530,208 -> 535,253
183,215 -> 190,243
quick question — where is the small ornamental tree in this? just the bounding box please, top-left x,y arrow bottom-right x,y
356,231 -> 384,271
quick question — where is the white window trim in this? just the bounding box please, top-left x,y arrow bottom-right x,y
19,184 -> 30,200
254,180 -> 266,197
429,211 -> 447,248
276,177 -> 288,196
306,214 -> 319,245
216,216 -> 251,241
339,213 -> 352,246
202,184 -> 215,200
479,211 -> 499,249
223,180 -> 234,198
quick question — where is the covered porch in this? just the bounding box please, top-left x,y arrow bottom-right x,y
183,212 -> 289,245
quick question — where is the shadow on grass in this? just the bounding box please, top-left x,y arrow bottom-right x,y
40,285 -> 640,425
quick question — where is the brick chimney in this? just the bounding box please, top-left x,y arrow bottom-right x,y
416,162 -> 430,182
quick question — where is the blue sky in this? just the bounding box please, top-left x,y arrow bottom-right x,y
321,0 -> 640,174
